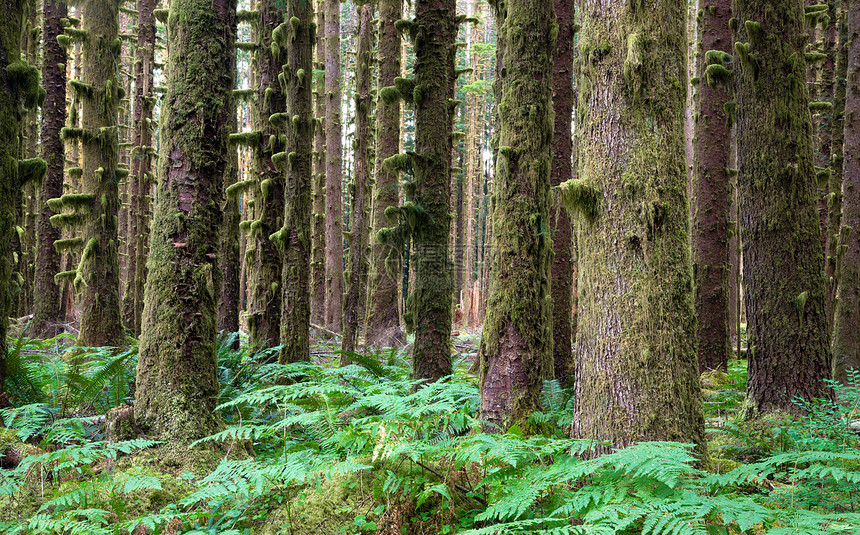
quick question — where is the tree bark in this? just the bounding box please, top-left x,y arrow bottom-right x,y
324,0 -> 344,333
571,0 -> 705,451
310,1 -> 327,327
135,0 -> 236,441
733,0 -> 832,413
366,0 -> 404,347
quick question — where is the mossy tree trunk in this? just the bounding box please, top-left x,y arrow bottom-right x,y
246,0 -> 287,352
828,0 -> 848,331
342,2 -> 373,356
691,0 -> 732,372
277,0 -> 314,364
733,0 -> 832,413
478,0 -> 554,430
832,0 -> 860,383
135,0 -> 236,442
571,0 -> 705,450
365,0 -> 404,348
550,0 -> 575,386
68,0 -> 125,348
310,1 -> 326,327
324,0 -> 344,333
410,0 -> 457,382
32,0 -> 68,339
218,57 -> 241,340
461,0 -> 480,329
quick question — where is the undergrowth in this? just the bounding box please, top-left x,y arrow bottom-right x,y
2,335 -> 860,534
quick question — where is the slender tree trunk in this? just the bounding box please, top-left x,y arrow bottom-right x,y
135,0 -> 236,441
278,0 -> 314,364
366,0 -> 404,347
550,0 -> 575,385
691,0 -> 732,372
571,0 -> 705,451
733,0 -> 832,413
70,0 -> 125,348
324,0 -> 344,332
410,0 -> 457,382
32,0 -> 68,338
461,0 -> 480,330
310,1 -> 327,327
832,0 -> 860,383
479,0 -> 554,429
246,0 -> 286,351
829,0 -> 848,331
218,103 -> 241,338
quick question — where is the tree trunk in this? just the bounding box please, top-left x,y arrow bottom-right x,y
324,0 -> 344,333
829,0 -> 848,336
550,0 -> 575,385
69,0 -> 125,348
733,0 -> 832,413
135,0 -> 236,441
218,101 -> 241,338
32,0 -> 68,339
832,0 -> 860,383
571,0 -> 705,451
691,0 -> 732,372
342,3 -> 373,356
277,0 -> 314,364
246,0 -> 287,351
479,0 -> 554,430
310,1 -> 327,327
410,0 -> 457,382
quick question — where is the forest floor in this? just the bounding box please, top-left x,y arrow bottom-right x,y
0,329 -> 858,534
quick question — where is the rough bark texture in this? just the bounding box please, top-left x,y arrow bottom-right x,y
479,0 -> 554,430
833,0 -> 860,383
324,0 -> 344,332
32,0 -> 68,338
411,0 -> 457,382
691,0 -> 732,372
135,0 -> 236,441
278,0 -> 314,364
218,89 -> 241,338
733,0 -> 832,413
342,3 -> 373,356
246,0 -> 287,351
550,0 -> 575,386
571,0 -> 705,451
365,0 -> 404,347
310,1 -> 326,327
461,0 -> 480,329
73,0 -> 125,347
829,0 -> 848,334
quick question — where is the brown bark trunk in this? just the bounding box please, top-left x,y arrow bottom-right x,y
324,0 -> 344,333
310,1 -> 327,327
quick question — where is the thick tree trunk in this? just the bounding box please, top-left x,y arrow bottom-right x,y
550,0 -> 575,385
342,3 -> 373,356
310,2 -> 327,327
410,0 -> 457,382
72,0 -> 125,348
366,0 -> 404,347
32,0 -> 68,339
832,0 -> 860,383
247,0 -> 287,351
479,0 -> 554,430
571,0 -> 705,451
278,0 -> 314,364
324,0 -> 344,333
691,0 -> 732,372
135,0 -> 236,441
733,0 -> 832,413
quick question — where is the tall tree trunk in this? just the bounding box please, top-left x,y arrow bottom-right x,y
277,0 -> 314,364
550,0 -> 575,385
410,0 -> 457,382
135,0 -> 236,441
733,0 -> 832,413
479,0 -> 554,429
310,1 -> 327,327
366,0 -> 404,347
828,0 -> 848,334
691,0 -> 732,372
832,0 -> 860,383
218,100 -> 241,338
246,0 -> 286,351
342,3 -> 373,356
324,0 -> 344,332
32,0 -> 68,339
461,0 -> 480,330
571,0 -> 705,450
74,0 -> 125,347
